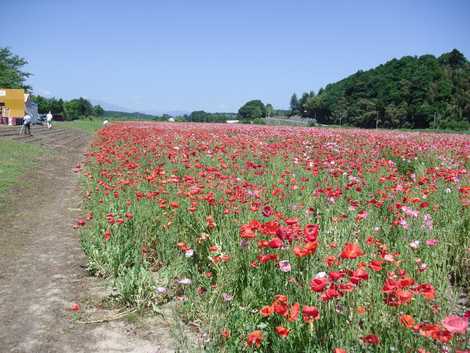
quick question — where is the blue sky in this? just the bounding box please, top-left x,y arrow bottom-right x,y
3,0 -> 470,113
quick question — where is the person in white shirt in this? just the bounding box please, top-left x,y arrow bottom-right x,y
103,120 -> 109,126
46,111 -> 53,129
20,113 -> 32,135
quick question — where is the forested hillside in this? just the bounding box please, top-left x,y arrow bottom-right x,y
292,49 -> 470,129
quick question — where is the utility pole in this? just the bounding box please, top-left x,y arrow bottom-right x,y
376,111 -> 379,129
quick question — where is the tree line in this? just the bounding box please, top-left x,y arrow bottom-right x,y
4,46 -> 469,129
33,95 -> 104,120
186,102 -> 286,124
290,49 -> 470,130
186,111 -> 237,122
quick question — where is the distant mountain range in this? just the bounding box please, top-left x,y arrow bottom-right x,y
90,99 -> 189,117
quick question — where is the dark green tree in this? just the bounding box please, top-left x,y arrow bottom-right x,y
238,100 -> 266,121
265,104 -> 273,117
290,93 -> 299,116
189,111 -> 209,122
298,92 -> 310,116
32,96 -> 65,114
439,49 -> 466,67
93,105 -> 105,116
32,95 -> 50,114
64,97 -> 93,120
188,111 -> 235,123
0,47 -> 32,90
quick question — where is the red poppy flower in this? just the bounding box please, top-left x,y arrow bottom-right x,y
352,306 -> 364,316
329,271 -> 345,282
275,326 -> 289,337
262,205 -> 273,217
274,294 -> 288,303
294,246 -> 308,257
302,305 -> 320,322
221,328 -> 231,338
304,223 -> 319,242
325,255 -> 337,267
338,282 -> 355,293
261,221 -> 279,235
431,327 -> 453,343
206,216 -> 216,229
240,224 -> 256,239
396,289 -> 413,305
273,303 -> 288,317
247,330 -> 263,348
276,226 -> 293,242
369,260 -> 384,271
288,302 -> 300,322
104,229 -> 111,241
268,237 -> 283,249
258,253 -> 278,264
417,323 -> 440,338
310,277 -> 328,292
340,242 -> 364,259
361,334 -> 380,345
398,277 -> 414,288
416,283 -> 435,300
304,241 -> 318,253
417,349 -> 431,353
351,268 -> 369,283
285,218 -> 298,225
260,305 -> 273,317
321,285 -> 341,302
399,314 -> 415,328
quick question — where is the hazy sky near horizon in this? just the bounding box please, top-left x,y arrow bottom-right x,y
3,0 -> 470,113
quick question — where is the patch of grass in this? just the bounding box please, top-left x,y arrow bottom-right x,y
125,311 -> 139,323
0,139 -> 44,205
56,118 -> 104,134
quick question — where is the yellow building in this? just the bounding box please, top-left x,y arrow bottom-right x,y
0,88 -> 38,125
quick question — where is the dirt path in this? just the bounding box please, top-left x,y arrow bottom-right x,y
0,126 -> 180,353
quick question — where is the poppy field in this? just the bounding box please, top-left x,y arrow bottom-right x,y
78,122 -> 470,352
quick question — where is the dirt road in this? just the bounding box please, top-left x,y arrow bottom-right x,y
0,126 -> 179,353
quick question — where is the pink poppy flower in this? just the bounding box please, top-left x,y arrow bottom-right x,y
399,218 -> 409,230
442,315 -> 468,334
426,239 -> 439,246
422,214 -> 433,230
279,260 -> 291,272
401,206 -> 418,218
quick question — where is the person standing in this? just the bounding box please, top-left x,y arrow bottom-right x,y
46,111 -> 53,129
20,113 -> 32,136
